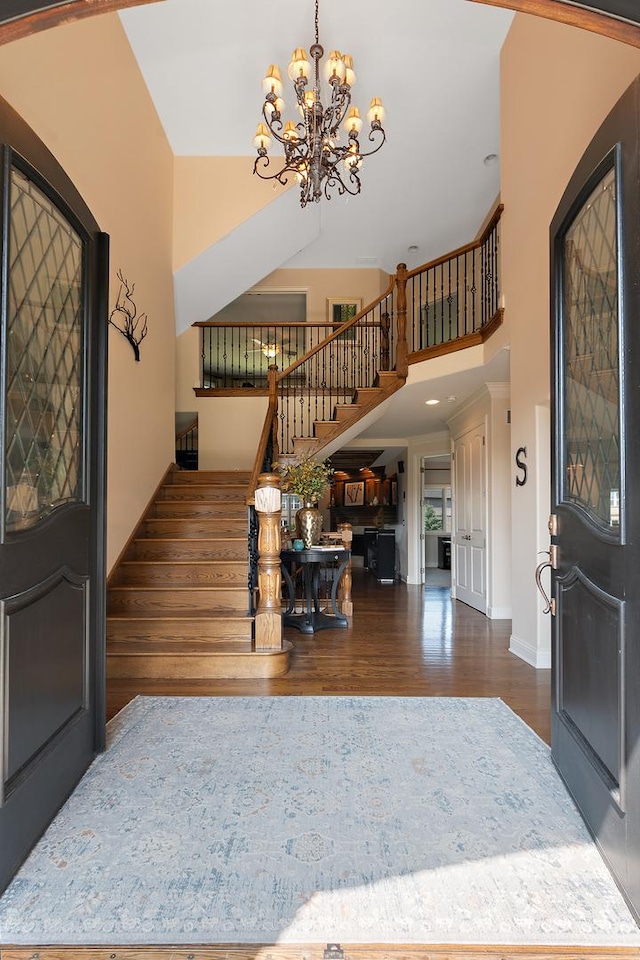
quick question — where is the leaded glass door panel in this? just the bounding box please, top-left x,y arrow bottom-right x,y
550,76 -> 640,920
0,96 -> 107,895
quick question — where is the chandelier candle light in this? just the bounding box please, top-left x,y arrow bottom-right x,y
253,0 -> 386,207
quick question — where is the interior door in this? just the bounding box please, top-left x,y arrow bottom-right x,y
549,76 -> 640,919
0,96 -> 108,893
453,423 -> 486,613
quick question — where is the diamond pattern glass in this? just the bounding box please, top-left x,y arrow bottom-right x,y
5,167 -> 84,532
562,167 -> 620,531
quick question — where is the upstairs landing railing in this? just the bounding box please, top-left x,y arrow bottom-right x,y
244,203 -> 503,504
406,204 -> 503,360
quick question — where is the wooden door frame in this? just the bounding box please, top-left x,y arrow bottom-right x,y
0,1 -> 640,49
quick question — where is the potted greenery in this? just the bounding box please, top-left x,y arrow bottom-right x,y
279,456 -> 333,547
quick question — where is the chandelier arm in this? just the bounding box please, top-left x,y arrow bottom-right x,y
253,155 -> 305,185
360,126 -> 387,157
335,127 -> 386,162
323,168 -> 361,201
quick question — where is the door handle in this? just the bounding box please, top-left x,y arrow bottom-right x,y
461,534 -> 471,541
534,551 -> 555,615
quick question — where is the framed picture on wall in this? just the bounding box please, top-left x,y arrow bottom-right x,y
327,298 -> 363,341
344,480 -> 365,507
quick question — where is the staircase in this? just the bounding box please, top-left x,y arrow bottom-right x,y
107,467 -> 291,680
291,370 -> 404,460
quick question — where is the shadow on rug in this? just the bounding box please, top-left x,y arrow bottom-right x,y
0,696 -> 638,946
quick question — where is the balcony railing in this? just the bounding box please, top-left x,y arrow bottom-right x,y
275,281 -> 397,455
188,205 -> 503,501
406,204 -> 503,361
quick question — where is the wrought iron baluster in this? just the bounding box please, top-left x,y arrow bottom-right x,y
494,221 -> 500,316
247,505 -> 259,616
471,246 -> 477,332
456,254 -> 460,340
447,256 -> 452,343
439,262 -> 445,346
481,233 -> 487,327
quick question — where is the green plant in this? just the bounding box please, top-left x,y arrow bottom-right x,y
279,456 -> 333,505
424,503 -> 443,531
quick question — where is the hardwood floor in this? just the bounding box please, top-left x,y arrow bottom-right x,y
107,568 -> 551,743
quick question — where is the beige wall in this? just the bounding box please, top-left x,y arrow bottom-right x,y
0,14 -> 176,573
501,13 -> 640,664
176,326 -> 267,470
173,157 -> 288,271
255,267 -> 391,323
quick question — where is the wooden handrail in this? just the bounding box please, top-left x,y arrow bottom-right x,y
194,320 -> 381,329
406,203 -> 503,281
175,417 -> 197,442
274,275 -> 397,385
246,202 -> 503,498
247,365 -> 279,504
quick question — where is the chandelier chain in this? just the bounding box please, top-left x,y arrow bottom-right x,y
314,0 -> 319,47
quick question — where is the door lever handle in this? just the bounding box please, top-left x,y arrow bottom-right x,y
535,552 -> 555,615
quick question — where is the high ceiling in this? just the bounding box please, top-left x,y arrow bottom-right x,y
119,0 -> 514,273
119,0 -> 515,449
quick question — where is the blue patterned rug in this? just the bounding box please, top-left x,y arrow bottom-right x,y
0,696 -> 639,946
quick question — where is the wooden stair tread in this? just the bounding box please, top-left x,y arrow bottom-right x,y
118,560 -> 247,567
109,583 -> 247,594
108,640 -> 258,655
107,610 -> 251,621
108,463 -> 287,681
133,537 -> 246,543
169,470 -> 250,482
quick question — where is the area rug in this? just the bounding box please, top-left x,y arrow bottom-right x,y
0,696 -> 639,946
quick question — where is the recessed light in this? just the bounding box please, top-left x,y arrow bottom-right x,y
446,395 -> 458,403
425,399 -> 440,406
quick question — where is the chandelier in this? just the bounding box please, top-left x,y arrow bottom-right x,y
253,0 -> 386,207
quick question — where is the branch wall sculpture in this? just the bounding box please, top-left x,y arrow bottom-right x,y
109,269 -> 148,362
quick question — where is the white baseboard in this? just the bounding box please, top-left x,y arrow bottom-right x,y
487,605 -> 512,620
510,634 -> 551,669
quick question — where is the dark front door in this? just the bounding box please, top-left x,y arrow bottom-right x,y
550,76 -> 640,918
0,96 -> 107,893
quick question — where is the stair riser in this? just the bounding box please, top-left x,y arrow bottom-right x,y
111,564 -> 247,587
152,501 -> 246,519
107,649 -> 290,680
313,422 -> 335,440
108,588 -> 248,614
130,540 -> 247,561
333,404 -> 360,423
107,620 -> 253,641
159,486 -> 247,502
141,519 -> 247,538
169,471 -> 250,485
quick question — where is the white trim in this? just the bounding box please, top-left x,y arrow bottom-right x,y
510,633 -> 551,669
488,605 -> 512,619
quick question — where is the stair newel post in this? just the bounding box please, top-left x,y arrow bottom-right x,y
254,472 -> 283,650
395,262 -> 409,380
337,522 -> 353,619
268,364 -> 280,466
